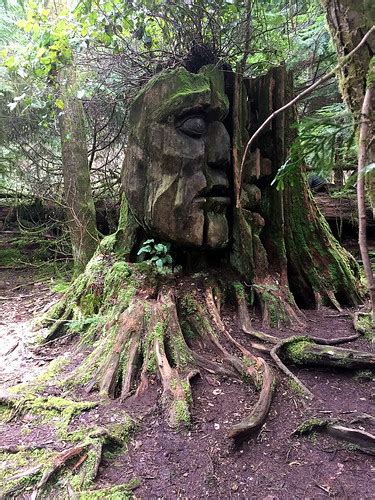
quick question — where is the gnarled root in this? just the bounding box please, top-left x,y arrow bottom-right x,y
279,336 -> 375,370
179,285 -> 275,440
1,427 -> 131,498
252,277 -> 305,329
294,418 -> 375,455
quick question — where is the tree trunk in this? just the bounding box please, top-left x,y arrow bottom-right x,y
58,65 -> 98,274
321,0 -> 375,209
357,86 -> 375,317
240,67 -> 362,319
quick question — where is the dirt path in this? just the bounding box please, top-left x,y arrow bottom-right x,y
0,265 -> 63,388
0,258 -> 374,498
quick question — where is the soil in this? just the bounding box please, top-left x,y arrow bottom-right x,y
0,257 -> 374,498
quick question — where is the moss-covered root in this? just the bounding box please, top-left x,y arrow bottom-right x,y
281,336 -> 375,370
99,302 -> 144,398
152,292 -> 196,427
252,279 -> 305,329
294,418 -> 375,456
233,284 -> 279,349
33,250 -> 108,342
0,425 -> 134,498
354,312 -> 375,341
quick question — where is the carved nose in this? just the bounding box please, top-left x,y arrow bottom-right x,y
205,121 -> 231,171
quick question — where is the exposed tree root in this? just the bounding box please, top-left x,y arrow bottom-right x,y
270,343 -> 315,400
279,336 -> 375,369
294,418 -> 375,455
0,422 -> 134,498
21,247 -> 373,457
252,278 -> 306,329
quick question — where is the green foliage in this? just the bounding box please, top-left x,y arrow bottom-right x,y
273,104 -> 357,190
137,239 -> 173,270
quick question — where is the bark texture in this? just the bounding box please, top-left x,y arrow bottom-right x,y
58,65 -> 98,274
322,0 -> 375,209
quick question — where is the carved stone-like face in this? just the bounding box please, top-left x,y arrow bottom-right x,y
123,65 -> 231,248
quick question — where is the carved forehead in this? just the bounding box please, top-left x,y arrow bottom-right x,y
129,65 -> 229,137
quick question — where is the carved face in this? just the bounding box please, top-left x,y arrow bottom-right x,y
123,65 -> 231,248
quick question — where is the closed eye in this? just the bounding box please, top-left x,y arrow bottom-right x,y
177,116 -> 207,137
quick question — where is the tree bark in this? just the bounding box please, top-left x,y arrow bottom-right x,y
357,86 -> 375,317
58,65 -> 98,274
322,0 -> 375,209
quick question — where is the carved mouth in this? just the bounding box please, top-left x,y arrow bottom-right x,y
194,186 -> 231,210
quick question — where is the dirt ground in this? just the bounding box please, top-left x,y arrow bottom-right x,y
0,261 -> 374,499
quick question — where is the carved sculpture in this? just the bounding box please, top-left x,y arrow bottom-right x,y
123,66 -> 231,248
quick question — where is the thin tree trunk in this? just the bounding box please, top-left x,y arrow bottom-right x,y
357,85 -> 375,318
58,65 -> 98,274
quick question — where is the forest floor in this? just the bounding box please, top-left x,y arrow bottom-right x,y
0,239 -> 375,498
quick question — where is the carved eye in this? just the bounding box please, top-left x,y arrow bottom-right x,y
178,116 -> 207,137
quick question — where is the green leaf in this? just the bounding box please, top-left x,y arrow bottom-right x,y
55,99 -> 65,110
137,245 -> 151,255
36,47 -> 46,58
155,259 -> 164,269
5,55 -> 16,70
154,243 -> 165,253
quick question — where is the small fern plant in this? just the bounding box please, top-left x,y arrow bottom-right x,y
137,239 -> 173,270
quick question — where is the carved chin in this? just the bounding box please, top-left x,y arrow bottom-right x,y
180,205 -> 229,249
206,212 -> 228,248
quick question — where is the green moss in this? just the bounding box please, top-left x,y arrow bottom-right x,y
0,448 -> 55,496
80,292 -> 101,316
180,320 -> 196,340
173,399 -> 191,426
233,281 -> 245,299
98,233 -> 117,254
242,356 -> 255,368
180,381 -> 193,405
103,261 -> 132,293
51,281 -> 70,293
0,247 -> 22,266
147,351 -> 157,373
354,313 -> 374,341
133,66 -> 228,126
78,479 -> 140,500
169,334 -> 193,368
33,355 -> 70,387
181,293 -> 197,315
288,379 -> 305,396
152,321 -> 165,341
354,370 -> 373,381
295,418 -> 327,435
4,394 -> 97,438
285,338 -> 315,364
